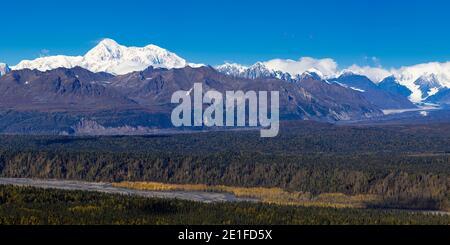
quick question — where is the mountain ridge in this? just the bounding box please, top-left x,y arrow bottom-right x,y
0,66 -> 385,134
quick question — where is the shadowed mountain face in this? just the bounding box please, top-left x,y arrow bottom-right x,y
110,66 -> 382,121
331,74 -> 416,110
0,66 -> 383,134
426,88 -> 450,104
378,76 -> 412,98
0,67 -> 137,111
295,76 -> 378,115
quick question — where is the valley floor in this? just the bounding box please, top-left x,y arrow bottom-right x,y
0,178 -> 256,203
1,177 -> 448,216
0,184 -> 449,225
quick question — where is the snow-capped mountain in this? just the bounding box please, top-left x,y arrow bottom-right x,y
215,62 -> 323,82
216,62 -> 284,80
348,62 -> 450,103
297,71 -> 323,81
389,71 -> 450,103
9,38 -> 450,105
12,39 -> 202,75
215,63 -> 248,77
216,60 -> 450,105
0,63 -> 10,76
12,56 -> 84,73
242,62 -> 279,79
413,74 -> 442,100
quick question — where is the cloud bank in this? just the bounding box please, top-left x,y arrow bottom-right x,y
251,57 -> 450,88
262,57 -> 338,78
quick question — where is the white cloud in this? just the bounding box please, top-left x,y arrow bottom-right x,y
262,57 -> 338,78
390,62 -> 450,102
391,62 -> 450,87
345,61 -> 450,85
344,65 -> 392,83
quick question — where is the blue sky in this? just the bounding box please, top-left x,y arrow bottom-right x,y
1,0 -> 450,68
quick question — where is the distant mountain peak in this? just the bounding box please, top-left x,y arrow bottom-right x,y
0,63 -> 10,76
12,39 -> 202,75
378,76 -> 412,98
97,38 -> 120,47
416,73 -> 440,85
217,62 -> 330,83
250,62 -> 267,69
85,39 -> 123,60
216,61 -> 295,81
414,73 -> 442,99
306,68 -> 324,77
298,70 -> 322,81
338,70 -> 359,78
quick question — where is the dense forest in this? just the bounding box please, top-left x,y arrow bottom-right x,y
0,121 -> 449,211
0,185 -> 448,225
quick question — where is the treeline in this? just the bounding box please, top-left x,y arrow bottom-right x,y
3,122 -> 450,155
0,185 -> 449,225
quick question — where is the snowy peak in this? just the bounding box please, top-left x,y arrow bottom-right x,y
12,56 -> 83,72
96,38 -> 121,49
338,70 -> 358,78
82,39 -> 188,75
215,63 -> 248,77
415,73 -> 441,87
413,73 -> 442,99
215,62 -> 275,79
297,71 -> 322,81
245,62 -> 277,79
85,38 -> 123,61
216,61 -> 324,82
12,39 -> 197,75
0,63 -> 11,76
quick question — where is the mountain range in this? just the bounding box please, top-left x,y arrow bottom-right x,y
11,39 -> 203,75
1,39 -> 449,134
0,65 -> 385,134
216,62 -> 450,105
4,39 -> 450,105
